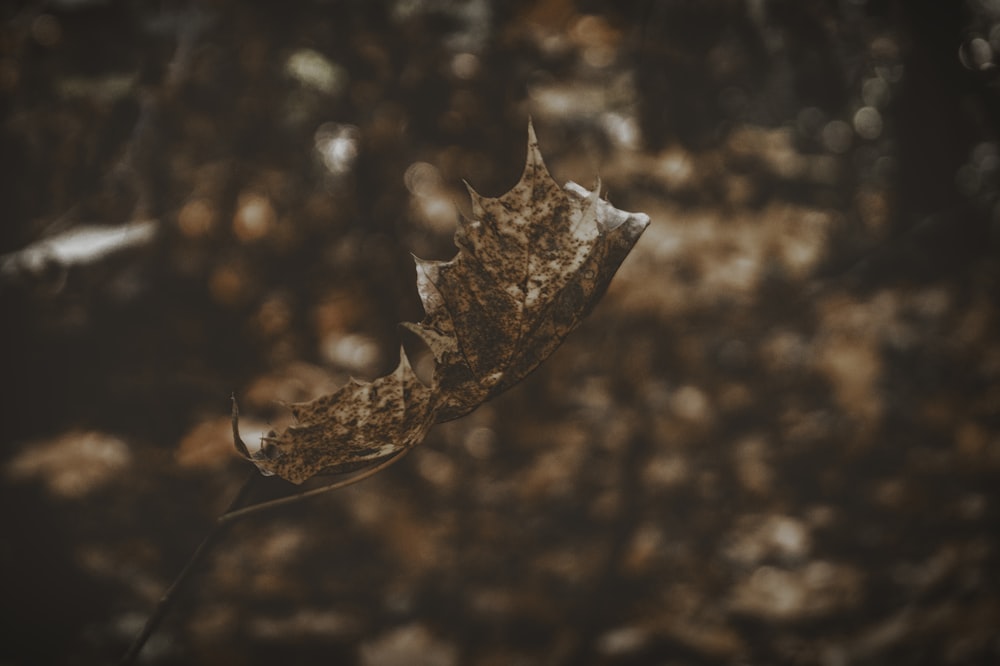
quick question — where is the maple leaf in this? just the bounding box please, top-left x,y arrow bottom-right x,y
248,123 -> 649,483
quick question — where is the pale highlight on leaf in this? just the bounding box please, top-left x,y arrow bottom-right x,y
250,123 -> 649,483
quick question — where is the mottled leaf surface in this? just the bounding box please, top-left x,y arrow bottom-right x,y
251,124 -> 649,483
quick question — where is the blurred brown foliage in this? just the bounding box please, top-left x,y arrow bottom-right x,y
2,1 -> 999,664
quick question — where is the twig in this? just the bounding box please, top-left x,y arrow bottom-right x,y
120,442 -> 410,662
118,470 -> 260,665
121,392 -> 412,663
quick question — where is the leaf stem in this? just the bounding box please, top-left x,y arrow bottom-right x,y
217,448 -> 411,524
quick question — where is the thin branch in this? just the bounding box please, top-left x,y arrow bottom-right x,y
121,394 -> 411,663
118,470 -> 260,666
119,446 -> 411,664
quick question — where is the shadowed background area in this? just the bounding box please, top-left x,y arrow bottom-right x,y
2,0 -> 999,664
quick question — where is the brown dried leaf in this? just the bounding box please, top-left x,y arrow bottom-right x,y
251,349 -> 435,483
250,123 -> 649,483
404,126 -> 650,420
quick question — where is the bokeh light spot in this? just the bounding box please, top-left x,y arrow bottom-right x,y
450,52 -> 479,79
7,431 -> 130,498
178,198 -> 216,238
31,14 -> 61,47
853,106 -> 883,140
233,192 -> 275,241
285,49 -> 346,94
959,37 -> 994,71
315,123 -> 360,176
821,120 -> 853,154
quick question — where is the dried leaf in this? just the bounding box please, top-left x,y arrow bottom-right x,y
251,348 -> 435,483
250,123 -> 649,483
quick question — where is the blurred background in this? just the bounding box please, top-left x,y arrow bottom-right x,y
2,0 -> 999,664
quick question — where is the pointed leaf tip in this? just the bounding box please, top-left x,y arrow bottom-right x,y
524,120 -> 546,174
